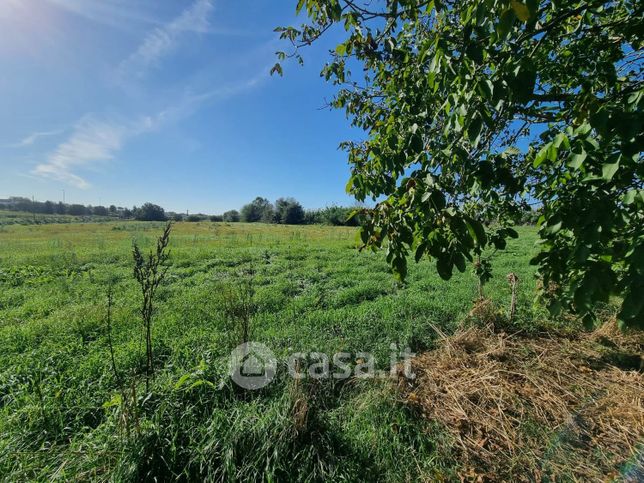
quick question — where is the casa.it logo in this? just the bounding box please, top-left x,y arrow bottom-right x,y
229,342 -> 277,390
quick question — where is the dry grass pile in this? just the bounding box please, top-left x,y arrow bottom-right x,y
401,318 -> 643,481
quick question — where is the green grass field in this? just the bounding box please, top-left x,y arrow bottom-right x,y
0,209 -> 117,226
0,221 -> 545,481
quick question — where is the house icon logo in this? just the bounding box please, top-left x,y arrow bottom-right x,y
229,342 -> 277,390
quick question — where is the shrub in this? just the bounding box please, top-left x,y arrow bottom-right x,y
223,210 -> 240,222
93,206 -> 109,216
275,198 -> 305,225
240,197 -> 274,223
135,203 -> 167,222
68,204 -> 88,216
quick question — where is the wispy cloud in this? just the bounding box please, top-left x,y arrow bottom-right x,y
32,117 -> 129,189
117,0 -> 214,81
4,129 -> 63,148
31,67 -> 268,189
45,0 -> 162,32
30,113 -> 167,189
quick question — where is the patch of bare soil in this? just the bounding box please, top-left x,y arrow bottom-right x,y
400,319 -> 643,481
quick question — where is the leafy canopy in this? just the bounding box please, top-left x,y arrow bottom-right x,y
275,0 -> 643,328
275,197 -> 306,224
240,197 -> 275,223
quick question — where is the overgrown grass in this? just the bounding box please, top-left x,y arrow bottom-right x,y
0,221 -> 544,481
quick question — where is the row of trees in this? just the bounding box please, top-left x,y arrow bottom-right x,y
238,197 -> 362,226
0,196 -> 365,226
239,197 -> 306,224
0,197 -> 171,221
0,197 -> 125,217
2,195 -> 541,227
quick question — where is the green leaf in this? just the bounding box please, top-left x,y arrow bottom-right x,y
582,313 -> 596,330
547,300 -> 562,317
573,123 -> 592,136
270,63 -> 283,77
345,176 -> 354,193
511,1 -> 531,22
174,373 -> 192,390
329,0 -> 342,21
492,237 -> 506,250
478,79 -> 494,99
189,380 -> 216,390
552,132 -> 570,150
409,133 -> 424,154
544,220 -> 562,235
430,191 -> 446,210
335,44 -> 346,56
466,218 -> 487,246
526,0 -> 539,17
533,143 -> 550,168
467,116 -> 483,146
602,161 -> 620,181
102,393 -> 122,409
623,189 -> 637,205
436,256 -> 453,280
392,256 -> 408,281
359,227 -> 369,245
618,285 -> 644,325
415,243 -> 426,263
568,150 -> 586,169
454,253 -> 466,272
497,9 -> 515,37
509,62 -> 536,102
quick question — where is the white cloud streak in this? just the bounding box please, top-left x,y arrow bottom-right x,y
32,117 -> 129,189
44,0 -> 163,32
31,68 -> 268,189
117,0 -> 214,81
4,129 -> 63,148
31,109 -> 180,189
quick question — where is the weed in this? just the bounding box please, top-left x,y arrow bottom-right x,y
132,222 -> 172,391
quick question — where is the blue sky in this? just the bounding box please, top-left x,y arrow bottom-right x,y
0,0 -> 357,213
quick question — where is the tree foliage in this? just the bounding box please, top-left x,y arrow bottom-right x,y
93,205 -> 109,216
276,0 -> 643,328
240,197 -> 275,223
275,197 -> 306,224
223,210 -> 241,222
68,204 -> 89,216
135,203 -> 167,222
305,205 -> 363,226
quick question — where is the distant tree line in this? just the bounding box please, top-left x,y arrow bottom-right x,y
1,195 -> 540,226
0,197 -> 169,222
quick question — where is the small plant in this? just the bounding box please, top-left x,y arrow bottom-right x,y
473,255 -> 492,299
507,273 -> 519,323
222,261 -> 256,345
132,222 -> 172,390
